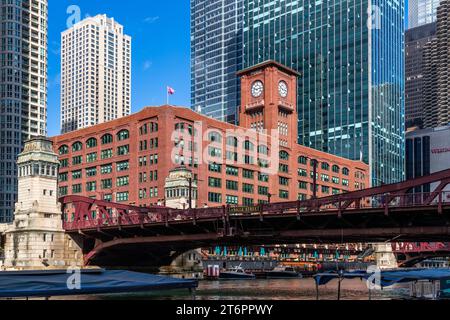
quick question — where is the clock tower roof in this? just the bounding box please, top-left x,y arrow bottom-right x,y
237,60 -> 300,77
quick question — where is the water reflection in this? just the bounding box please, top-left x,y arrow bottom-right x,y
54,278 -> 409,300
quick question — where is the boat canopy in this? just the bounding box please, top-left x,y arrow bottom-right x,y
0,269 -> 198,298
314,268 -> 450,288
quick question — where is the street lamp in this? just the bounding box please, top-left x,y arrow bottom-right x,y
268,193 -> 272,204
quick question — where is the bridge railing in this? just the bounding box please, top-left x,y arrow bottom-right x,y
61,191 -> 450,231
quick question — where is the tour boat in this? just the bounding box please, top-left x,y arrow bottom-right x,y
266,266 -> 303,279
219,266 -> 256,280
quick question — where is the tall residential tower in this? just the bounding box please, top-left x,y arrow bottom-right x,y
244,0 -> 405,186
405,22 -> 436,129
61,15 -> 131,134
408,0 -> 441,29
190,0 -> 244,124
0,0 -> 48,222
423,0 -> 450,128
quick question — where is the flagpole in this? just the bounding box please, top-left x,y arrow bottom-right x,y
166,86 -> 169,105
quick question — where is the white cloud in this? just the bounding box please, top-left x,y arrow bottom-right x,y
143,16 -> 160,24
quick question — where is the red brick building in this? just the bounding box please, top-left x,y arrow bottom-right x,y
52,61 -> 369,207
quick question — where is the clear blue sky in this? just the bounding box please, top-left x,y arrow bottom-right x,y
47,0 -> 191,136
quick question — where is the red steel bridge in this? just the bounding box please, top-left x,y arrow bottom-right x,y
61,169 -> 450,267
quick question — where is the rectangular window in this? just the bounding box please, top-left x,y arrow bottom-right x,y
59,186 -> 68,196
72,156 -> 82,165
279,190 -> 289,199
86,152 -> 97,163
258,186 -> 268,196
117,192 -> 129,202
226,166 -> 239,176
101,179 -> 113,189
101,149 -> 113,159
279,177 -> 289,186
86,167 -> 97,177
60,159 -> 69,168
258,173 -> 269,182
226,195 -> 238,205
208,192 -> 222,203
208,177 -> 222,188
116,161 -> 129,172
226,180 -> 238,191
243,169 -> 254,179
298,169 -> 308,177
208,147 -> 222,158
117,176 -> 129,187
243,183 -> 254,194
208,163 -> 222,173
86,181 -> 97,192
243,198 -> 254,206
72,184 -> 82,194
279,164 -> 289,173
72,170 -> 82,180
101,164 -> 113,174
299,181 -> 308,190
117,145 -> 130,156
59,172 -> 68,182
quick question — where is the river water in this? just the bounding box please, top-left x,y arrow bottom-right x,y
54,278 -> 410,300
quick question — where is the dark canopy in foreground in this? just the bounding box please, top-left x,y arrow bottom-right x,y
314,268 -> 450,288
0,269 -> 198,298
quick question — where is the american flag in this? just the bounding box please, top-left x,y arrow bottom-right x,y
167,86 -> 175,95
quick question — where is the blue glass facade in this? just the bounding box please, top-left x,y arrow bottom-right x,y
243,0 -> 405,186
190,0 -> 244,124
0,0 -> 48,222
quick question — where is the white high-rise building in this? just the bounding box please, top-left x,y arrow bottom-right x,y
61,15 -> 132,134
409,0 -> 441,29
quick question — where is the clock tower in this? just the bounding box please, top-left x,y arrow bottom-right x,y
238,60 -> 300,150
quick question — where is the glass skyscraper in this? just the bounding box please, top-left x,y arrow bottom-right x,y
0,0 -> 48,222
190,0 -> 244,124
408,0 -> 441,29
244,0 -> 405,186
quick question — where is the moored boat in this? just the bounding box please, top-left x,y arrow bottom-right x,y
219,266 -> 256,280
266,266 -> 302,279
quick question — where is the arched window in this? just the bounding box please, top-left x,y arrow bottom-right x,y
342,167 -> 350,176
59,145 -> 69,155
298,156 -> 308,165
208,131 -> 223,143
72,142 -> 82,152
332,165 -> 340,174
321,162 -> 330,171
117,130 -> 130,141
227,136 -> 238,148
101,134 -> 113,145
86,138 -> 97,149
244,140 -> 254,151
279,151 -> 290,161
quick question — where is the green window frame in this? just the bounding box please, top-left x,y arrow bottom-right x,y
86,152 -> 97,163
72,156 -> 82,166
86,138 -> 97,149
101,164 -> 113,175
117,130 -> 130,141
116,176 -> 129,187
101,134 -> 113,145
117,145 -> 130,156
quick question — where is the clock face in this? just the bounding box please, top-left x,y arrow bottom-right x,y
279,81 -> 288,98
251,81 -> 264,98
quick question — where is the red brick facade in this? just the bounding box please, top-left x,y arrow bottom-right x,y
52,62 -> 369,207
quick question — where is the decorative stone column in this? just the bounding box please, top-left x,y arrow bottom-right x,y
2,137 -> 82,270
